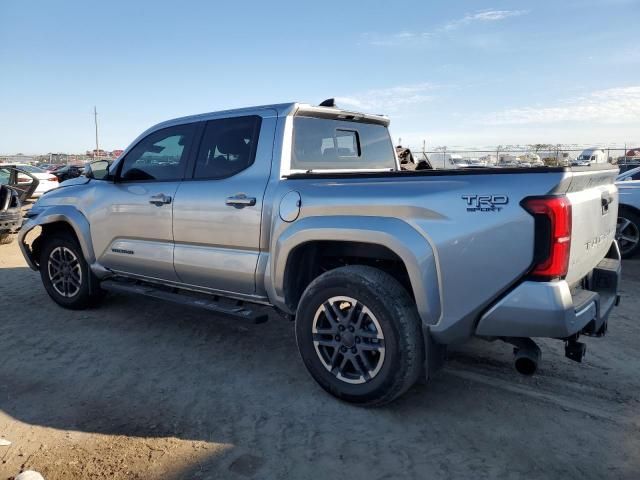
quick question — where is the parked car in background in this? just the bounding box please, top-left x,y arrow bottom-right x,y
15,164 -> 60,198
36,163 -> 57,172
0,165 -> 39,198
52,164 -> 84,182
0,185 -> 24,244
19,101 -> 621,406
428,152 -> 470,169
616,166 -> 640,258
573,148 -> 609,166
616,159 -> 640,175
2,164 -> 57,198
467,159 -> 488,167
0,166 -> 38,244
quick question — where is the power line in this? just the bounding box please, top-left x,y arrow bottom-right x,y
94,106 -> 99,159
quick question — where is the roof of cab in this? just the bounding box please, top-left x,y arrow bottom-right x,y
147,102 -> 390,133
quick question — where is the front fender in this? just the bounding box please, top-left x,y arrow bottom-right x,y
18,206 -> 95,270
266,215 -> 441,326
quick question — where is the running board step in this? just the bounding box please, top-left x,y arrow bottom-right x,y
100,279 -> 269,323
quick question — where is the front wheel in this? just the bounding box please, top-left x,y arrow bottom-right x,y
295,266 -> 424,406
39,232 -> 104,309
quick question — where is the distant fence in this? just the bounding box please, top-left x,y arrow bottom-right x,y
4,145 -> 640,169
404,147 -> 635,169
17,153 -> 114,166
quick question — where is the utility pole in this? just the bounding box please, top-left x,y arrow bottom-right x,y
94,106 -> 100,160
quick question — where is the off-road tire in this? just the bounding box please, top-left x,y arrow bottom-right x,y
39,232 -> 104,309
0,233 -> 17,245
295,265 -> 425,406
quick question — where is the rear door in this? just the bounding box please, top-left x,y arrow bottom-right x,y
90,122 -> 199,281
172,110 -> 277,295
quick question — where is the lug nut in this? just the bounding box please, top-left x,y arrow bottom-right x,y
335,335 -> 341,341
341,346 -> 347,353
348,326 -> 354,332
338,325 -> 345,331
355,337 -> 361,343
351,347 -> 357,353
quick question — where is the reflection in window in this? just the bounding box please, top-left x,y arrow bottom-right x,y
292,117 -> 394,171
120,124 -> 196,181
193,116 -> 261,179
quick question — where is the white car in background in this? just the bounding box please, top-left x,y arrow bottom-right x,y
616,166 -> 640,258
13,164 -> 59,198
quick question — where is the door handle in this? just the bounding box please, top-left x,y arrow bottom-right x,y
226,194 -> 257,208
149,193 -> 172,206
601,194 -> 613,214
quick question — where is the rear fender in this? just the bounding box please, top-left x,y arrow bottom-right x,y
266,215 -> 441,326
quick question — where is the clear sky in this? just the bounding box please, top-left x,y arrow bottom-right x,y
1,0 -> 639,154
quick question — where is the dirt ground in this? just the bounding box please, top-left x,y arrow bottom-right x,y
0,239 -> 638,480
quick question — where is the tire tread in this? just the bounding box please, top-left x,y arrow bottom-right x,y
296,265 -> 425,406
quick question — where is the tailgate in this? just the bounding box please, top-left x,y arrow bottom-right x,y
562,167 -> 619,285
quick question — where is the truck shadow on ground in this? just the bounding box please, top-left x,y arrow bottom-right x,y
1,263 -> 639,479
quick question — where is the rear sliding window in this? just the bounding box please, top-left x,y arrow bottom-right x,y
292,116 -> 395,170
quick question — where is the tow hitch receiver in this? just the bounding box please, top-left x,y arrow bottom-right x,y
565,338 -> 587,363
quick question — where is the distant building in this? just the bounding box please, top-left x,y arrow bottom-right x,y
0,153 -> 35,164
86,149 -> 109,158
625,148 -> 640,158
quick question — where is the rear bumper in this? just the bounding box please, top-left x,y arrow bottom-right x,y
475,243 -> 621,339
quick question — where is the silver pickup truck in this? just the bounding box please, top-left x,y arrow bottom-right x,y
19,101 -> 621,406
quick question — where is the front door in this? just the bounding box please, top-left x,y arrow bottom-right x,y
172,110 -> 277,295
90,122 -> 198,281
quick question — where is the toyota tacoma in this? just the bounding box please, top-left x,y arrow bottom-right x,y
19,101 -> 621,405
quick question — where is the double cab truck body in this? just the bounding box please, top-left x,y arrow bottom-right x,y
19,102 -> 621,405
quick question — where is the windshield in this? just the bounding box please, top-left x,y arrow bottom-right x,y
292,116 -> 395,171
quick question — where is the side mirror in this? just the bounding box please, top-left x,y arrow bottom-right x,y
85,160 -> 111,181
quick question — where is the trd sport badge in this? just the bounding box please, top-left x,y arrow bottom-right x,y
462,195 -> 509,212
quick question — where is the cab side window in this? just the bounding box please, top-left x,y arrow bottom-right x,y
193,116 -> 261,179
120,124 -> 196,182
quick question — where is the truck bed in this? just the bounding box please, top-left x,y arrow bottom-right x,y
278,163 -> 619,343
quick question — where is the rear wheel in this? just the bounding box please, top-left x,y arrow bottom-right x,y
617,208 -> 640,258
39,232 -> 104,309
295,266 -> 424,406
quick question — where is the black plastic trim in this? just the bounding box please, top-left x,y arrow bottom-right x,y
284,167 -> 565,179
284,164 -> 619,180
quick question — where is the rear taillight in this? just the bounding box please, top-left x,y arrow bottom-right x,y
522,196 -> 572,280
48,175 -> 58,182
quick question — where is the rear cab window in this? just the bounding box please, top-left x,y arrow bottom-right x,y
291,116 -> 396,172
